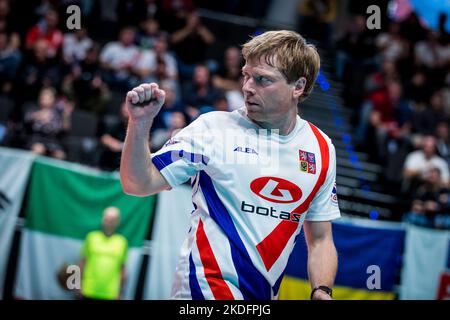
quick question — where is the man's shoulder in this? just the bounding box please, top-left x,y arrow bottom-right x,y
198,110 -> 237,121
431,155 -> 449,167
305,120 -> 334,147
192,111 -> 240,128
85,230 -> 102,241
407,150 -> 423,159
112,233 -> 128,246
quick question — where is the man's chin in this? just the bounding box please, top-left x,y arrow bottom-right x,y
246,107 -> 264,123
245,104 -> 262,115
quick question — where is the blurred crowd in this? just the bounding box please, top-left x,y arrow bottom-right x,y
0,0 -> 449,229
0,0 -> 251,170
333,8 -> 450,229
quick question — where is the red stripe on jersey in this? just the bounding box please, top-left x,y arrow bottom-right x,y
256,122 -> 331,271
196,219 -> 234,299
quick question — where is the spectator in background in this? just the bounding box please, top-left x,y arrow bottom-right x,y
0,31 -> 21,95
99,26 -> 140,91
414,31 -> 450,88
335,14 -> 375,113
170,10 -> 215,79
156,0 -> 195,33
183,63 -> 221,120
378,125 -> 412,193
403,69 -> 431,105
399,12 -> 428,45
136,18 -> 168,50
79,206 -> 128,300
435,121 -> 450,165
134,35 -> 178,86
411,90 -> 446,136
403,200 -> 434,228
335,14 -> 375,81
212,46 -> 244,110
62,28 -> 93,66
151,80 -> 185,132
364,59 -> 399,94
438,13 -> 450,44
375,22 -> 409,63
151,111 -> 187,150
213,46 -> 243,92
24,87 -> 73,160
355,60 -> 400,146
414,31 -> 448,70
403,135 -> 450,191
20,38 -> 61,102
212,93 -> 230,112
404,167 -> 447,228
62,44 -> 110,115
0,0 -> 12,33
98,101 -> 128,171
368,81 -> 411,157
25,8 -> 63,58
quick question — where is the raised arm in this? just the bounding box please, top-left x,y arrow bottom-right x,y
303,220 -> 338,300
120,83 -> 170,196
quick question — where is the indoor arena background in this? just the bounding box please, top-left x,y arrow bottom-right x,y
0,0 -> 449,300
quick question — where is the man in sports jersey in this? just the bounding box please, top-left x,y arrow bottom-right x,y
120,30 -> 340,300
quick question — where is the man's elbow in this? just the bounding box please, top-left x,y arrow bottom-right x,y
120,179 -> 152,197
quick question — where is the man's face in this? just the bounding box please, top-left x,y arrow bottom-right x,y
422,136 -> 436,157
120,30 -> 135,46
39,89 -> 55,109
102,208 -> 120,236
194,66 -> 209,86
241,57 -> 298,124
45,11 -> 59,29
154,38 -> 167,54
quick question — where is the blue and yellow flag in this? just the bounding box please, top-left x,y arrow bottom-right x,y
279,219 -> 405,300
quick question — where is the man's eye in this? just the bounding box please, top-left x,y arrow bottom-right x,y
255,76 -> 271,84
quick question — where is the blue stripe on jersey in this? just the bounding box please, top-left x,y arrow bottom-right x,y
189,253 -> 205,300
152,150 -> 209,171
272,271 -> 285,296
198,171 -> 271,300
272,233 -> 302,296
192,173 -> 198,187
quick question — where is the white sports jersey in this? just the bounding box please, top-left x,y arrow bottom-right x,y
151,108 -> 340,300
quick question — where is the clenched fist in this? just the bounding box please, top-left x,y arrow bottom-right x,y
125,83 -> 166,123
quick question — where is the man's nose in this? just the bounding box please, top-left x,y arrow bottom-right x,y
242,78 -> 256,95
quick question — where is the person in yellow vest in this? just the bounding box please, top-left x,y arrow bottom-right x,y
79,206 -> 128,300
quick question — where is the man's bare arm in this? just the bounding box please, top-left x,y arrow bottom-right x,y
120,83 -> 170,196
303,220 -> 338,300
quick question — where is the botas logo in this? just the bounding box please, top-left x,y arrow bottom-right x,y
250,177 -> 302,203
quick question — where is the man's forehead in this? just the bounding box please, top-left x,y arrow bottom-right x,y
242,57 -> 282,76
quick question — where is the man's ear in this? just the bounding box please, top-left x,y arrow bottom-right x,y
293,77 -> 306,99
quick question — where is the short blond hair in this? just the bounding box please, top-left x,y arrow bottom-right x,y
242,30 -> 320,101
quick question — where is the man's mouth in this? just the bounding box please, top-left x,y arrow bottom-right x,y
246,100 -> 259,106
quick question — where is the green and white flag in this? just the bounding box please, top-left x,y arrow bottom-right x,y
14,158 -> 155,299
0,147 -> 36,299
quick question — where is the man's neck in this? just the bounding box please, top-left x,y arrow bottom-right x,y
103,230 -> 114,237
250,109 -> 298,136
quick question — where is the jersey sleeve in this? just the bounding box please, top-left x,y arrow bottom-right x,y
151,115 -> 212,188
305,142 -> 341,221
